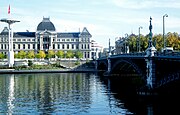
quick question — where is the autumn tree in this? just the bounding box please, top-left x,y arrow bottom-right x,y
36,50 -> 46,59
27,50 -> 35,59
47,50 -> 55,59
56,50 -> 64,59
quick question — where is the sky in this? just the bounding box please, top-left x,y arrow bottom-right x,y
1,0 -> 180,48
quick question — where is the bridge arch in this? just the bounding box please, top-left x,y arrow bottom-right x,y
97,61 -> 108,71
111,59 -> 146,80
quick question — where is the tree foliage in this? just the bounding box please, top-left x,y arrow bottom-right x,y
0,53 -> 5,59
36,50 -> 46,59
127,32 -> 180,52
47,50 -> 55,59
27,51 -> 35,59
56,50 -> 64,58
66,50 -> 74,58
74,50 -> 83,59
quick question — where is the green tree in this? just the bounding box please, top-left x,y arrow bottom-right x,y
66,50 -> 74,59
0,53 -> 5,59
27,50 -> 35,59
36,50 -> 46,59
18,50 -> 27,59
47,50 -> 55,59
74,50 -> 83,59
153,34 -> 163,51
128,34 -> 137,52
56,50 -> 64,58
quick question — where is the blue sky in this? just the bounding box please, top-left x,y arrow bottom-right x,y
1,0 -> 180,47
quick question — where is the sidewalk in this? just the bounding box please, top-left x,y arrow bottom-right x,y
0,68 -> 97,74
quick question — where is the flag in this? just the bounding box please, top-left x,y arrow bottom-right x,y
8,5 -> 10,14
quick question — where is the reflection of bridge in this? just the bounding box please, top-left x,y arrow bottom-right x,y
96,17 -> 180,93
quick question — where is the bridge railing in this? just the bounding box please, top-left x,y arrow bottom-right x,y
154,51 -> 180,57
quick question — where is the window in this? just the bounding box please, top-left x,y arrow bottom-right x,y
67,44 -> 69,49
28,44 -> 30,49
18,39 -> 21,42
62,44 -> 65,49
23,39 -> 26,41
28,39 -> 31,41
58,44 -> 60,49
1,44 -> 3,49
87,52 -> 90,58
53,44 -> 55,49
33,44 -> 35,49
81,44 -> 83,49
66,39 -> 70,42
5,44 -> 6,49
23,44 -> 25,49
85,44 -> 86,49
13,44 -> 15,49
71,39 -> 74,42
72,44 -> 74,49
18,44 -> 20,49
62,39 -> 65,42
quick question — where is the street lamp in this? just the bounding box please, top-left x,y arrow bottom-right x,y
138,26 -> 143,52
163,14 -> 168,49
0,18 -> 20,67
124,33 -> 128,53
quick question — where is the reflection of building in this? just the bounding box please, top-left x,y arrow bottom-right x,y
91,40 -> 103,59
0,17 -> 92,59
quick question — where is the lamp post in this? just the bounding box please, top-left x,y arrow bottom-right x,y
138,26 -> 143,52
124,33 -> 128,53
0,18 -> 20,67
163,14 -> 168,49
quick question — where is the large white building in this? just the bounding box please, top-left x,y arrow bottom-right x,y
0,17 -> 92,59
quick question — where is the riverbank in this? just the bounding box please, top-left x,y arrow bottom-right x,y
0,68 -> 97,74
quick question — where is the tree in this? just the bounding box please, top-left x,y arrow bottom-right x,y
0,53 -> 5,59
128,34 -> 138,52
74,50 -> 83,59
66,50 -> 74,59
18,50 -> 27,59
27,51 -> 35,59
47,50 -> 55,59
56,50 -> 64,58
36,50 -> 46,59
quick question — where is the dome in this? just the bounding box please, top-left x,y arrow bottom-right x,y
37,17 -> 56,31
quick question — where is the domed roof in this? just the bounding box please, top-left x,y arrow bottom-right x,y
37,17 -> 56,31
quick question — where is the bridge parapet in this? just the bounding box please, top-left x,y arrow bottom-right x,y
154,51 -> 180,57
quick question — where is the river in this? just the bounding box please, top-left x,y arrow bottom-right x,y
0,73 -> 179,115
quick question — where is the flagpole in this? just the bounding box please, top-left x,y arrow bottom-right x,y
0,5 -> 20,67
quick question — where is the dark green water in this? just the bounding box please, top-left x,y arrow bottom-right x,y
0,73 -> 179,115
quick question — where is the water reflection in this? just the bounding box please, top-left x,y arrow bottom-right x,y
0,73 -> 132,114
1,73 -> 179,114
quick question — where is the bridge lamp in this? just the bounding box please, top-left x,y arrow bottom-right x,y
138,26 -> 143,52
163,14 -> 168,49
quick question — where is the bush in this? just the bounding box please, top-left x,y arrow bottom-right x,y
28,60 -> 33,66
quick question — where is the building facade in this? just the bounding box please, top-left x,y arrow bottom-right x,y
91,40 -> 103,59
0,17 -> 92,59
